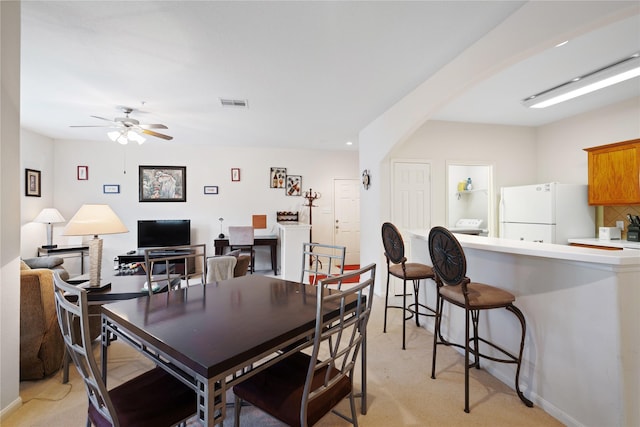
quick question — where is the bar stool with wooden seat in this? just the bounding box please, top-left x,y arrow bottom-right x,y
381,222 -> 436,350
428,226 -> 533,413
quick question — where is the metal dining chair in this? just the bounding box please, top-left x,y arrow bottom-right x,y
300,242 -> 346,288
233,264 -> 376,427
52,272 -> 196,427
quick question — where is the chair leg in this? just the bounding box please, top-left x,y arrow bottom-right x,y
234,395 -> 242,427
470,309 -> 481,370
402,279 -> 407,350
62,348 -> 70,384
431,294 -> 442,380
464,308 -> 471,413
383,270 -> 391,333
412,279 -> 421,327
507,304 -> 534,408
349,392 -> 359,427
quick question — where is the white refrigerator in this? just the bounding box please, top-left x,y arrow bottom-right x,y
499,182 -> 595,244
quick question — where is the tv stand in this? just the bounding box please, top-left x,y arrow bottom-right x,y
116,249 -> 195,275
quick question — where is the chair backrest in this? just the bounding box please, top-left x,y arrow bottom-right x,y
205,255 -> 237,282
301,263 -> 376,425
52,272 -> 118,425
143,244 -> 207,296
381,222 -> 406,265
428,226 -> 468,286
228,226 -> 255,246
300,242 -> 346,288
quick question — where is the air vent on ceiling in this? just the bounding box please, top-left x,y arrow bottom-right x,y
220,98 -> 249,108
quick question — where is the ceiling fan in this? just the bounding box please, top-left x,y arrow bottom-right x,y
71,107 -> 173,144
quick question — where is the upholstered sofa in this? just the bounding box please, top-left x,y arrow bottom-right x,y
20,258 -> 67,380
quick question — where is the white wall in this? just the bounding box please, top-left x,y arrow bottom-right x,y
20,129 -> 56,258
391,120 -> 537,233
1,0 -> 22,418
536,97 -> 640,183
20,136 -> 359,273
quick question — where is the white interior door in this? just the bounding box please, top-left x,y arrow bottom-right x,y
391,161 -> 431,293
334,179 -> 360,265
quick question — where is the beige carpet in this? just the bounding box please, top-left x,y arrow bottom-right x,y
4,296 -> 564,426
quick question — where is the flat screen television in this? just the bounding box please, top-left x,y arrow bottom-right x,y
137,219 -> 191,248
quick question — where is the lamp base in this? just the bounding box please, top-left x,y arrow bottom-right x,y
80,281 -> 112,291
42,244 -> 58,249
218,233 -> 225,238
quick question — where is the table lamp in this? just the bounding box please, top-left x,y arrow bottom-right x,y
63,204 -> 128,288
33,208 -> 66,249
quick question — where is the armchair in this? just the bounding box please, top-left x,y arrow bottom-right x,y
20,259 -> 66,379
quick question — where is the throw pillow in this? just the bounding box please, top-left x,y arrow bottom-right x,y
20,260 -> 31,270
227,249 -> 241,258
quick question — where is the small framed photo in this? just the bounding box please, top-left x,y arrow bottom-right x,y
103,184 -> 120,194
270,167 -> 287,188
204,185 -> 219,195
77,165 -> 89,180
286,175 -> 302,196
25,168 -> 41,197
231,168 -> 241,182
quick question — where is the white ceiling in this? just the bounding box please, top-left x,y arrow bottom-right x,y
20,1 -> 640,151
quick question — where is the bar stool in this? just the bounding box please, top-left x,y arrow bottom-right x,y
428,226 -> 533,413
381,222 -> 436,350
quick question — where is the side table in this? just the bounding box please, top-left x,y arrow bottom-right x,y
38,244 -> 89,274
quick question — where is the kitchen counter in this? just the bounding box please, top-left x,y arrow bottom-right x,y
568,237 -> 640,250
407,230 -> 640,427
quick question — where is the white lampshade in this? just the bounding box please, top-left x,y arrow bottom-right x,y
34,208 -> 66,248
63,204 -> 128,237
63,204 -> 128,288
34,208 -> 65,224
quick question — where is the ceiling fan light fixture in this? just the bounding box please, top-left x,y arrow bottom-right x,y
107,130 -> 122,142
522,52 -> 640,109
128,131 -> 146,145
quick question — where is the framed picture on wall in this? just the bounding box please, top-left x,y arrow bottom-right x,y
204,185 -> 219,194
270,167 -> 287,188
25,168 -> 41,197
139,165 -> 187,202
231,168 -> 241,182
103,184 -> 120,194
77,165 -> 88,180
286,175 -> 302,196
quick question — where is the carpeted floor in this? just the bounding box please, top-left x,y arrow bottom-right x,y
3,295 -> 564,426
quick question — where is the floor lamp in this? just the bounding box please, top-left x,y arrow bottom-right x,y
63,204 -> 128,288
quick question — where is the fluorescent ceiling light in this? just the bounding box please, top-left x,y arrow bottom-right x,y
522,52 -> 640,109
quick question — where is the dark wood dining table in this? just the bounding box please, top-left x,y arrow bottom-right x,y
100,274 -> 368,426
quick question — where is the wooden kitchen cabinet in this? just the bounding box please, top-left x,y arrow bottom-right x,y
584,138 -> 640,205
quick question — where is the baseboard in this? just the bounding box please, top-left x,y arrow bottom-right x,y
0,396 -> 22,422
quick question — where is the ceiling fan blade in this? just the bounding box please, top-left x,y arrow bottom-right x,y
142,129 -> 173,140
139,123 -> 168,129
69,125 -> 114,128
90,115 -> 116,123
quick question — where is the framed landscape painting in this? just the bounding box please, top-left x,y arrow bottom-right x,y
139,165 -> 186,202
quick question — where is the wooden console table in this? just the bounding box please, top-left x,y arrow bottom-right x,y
214,235 -> 278,273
